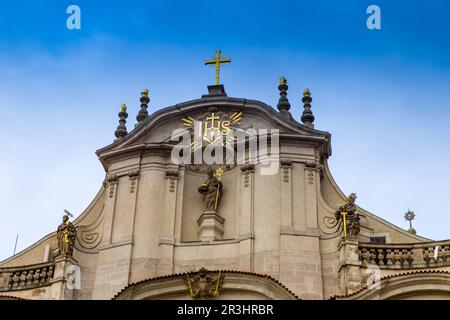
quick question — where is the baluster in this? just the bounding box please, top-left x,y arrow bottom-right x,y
386,249 -> 393,266
377,248 -> 385,266
437,246 -> 443,264
393,249 -> 401,266
12,272 -> 19,288
360,248 -> 369,266
33,269 -> 40,285
40,268 -> 47,284
26,270 -> 34,287
430,247 -> 437,265
10,273 -> 15,287
406,249 -> 413,267
46,266 -> 54,282
430,247 -> 436,265
19,271 -> 27,287
423,248 -> 431,266
369,249 -> 377,265
400,249 -> 408,267
443,246 -> 449,263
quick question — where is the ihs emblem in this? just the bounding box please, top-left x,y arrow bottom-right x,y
182,111 -> 242,149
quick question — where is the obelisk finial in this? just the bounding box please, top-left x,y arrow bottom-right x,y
136,89 -> 149,124
301,88 -> 315,128
277,76 -> 292,120
115,103 -> 128,140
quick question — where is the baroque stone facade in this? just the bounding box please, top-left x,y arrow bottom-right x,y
1,85 -> 449,300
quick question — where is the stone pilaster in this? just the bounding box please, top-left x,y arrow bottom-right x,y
280,160 -> 293,229
49,256 -> 79,300
304,160 -> 318,230
239,164 -> 255,272
126,169 -> 140,243
338,239 -> 363,295
100,173 -> 119,247
93,167 -> 140,299
157,170 -> 179,275
174,167 -> 185,243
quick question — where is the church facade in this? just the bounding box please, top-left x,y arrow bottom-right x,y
1,61 -> 450,300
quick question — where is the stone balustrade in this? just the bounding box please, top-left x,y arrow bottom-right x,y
359,240 -> 450,269
0,262 -> 55,291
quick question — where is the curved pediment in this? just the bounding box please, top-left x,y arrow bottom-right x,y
96,95 -> 331,168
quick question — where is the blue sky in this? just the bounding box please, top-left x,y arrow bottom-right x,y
1,0 -> 450,260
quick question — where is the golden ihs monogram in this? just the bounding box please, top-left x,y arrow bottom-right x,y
182,111 -> 242,149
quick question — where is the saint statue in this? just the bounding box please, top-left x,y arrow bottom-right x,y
57,211 -> 77,257
198,168 -> 223,211
335,193 -> 361,239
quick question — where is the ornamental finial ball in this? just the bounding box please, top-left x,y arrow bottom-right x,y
121,103 -> 127,113
279,76 -> 287,85
303,88 -> 311,97
141,89 -> 149,97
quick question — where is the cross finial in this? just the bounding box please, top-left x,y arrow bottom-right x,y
204,50 -> 231,85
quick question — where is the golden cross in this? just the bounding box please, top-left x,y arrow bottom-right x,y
215,167 -> 224,180
204,50 -> 231,85
206,112 -> 220,127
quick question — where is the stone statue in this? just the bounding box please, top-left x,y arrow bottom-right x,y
198,168 -> 223,211
335,193 -> 360,239
57,213 -> 77,257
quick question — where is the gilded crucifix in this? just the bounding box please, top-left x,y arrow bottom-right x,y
204,50 -> 231,85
